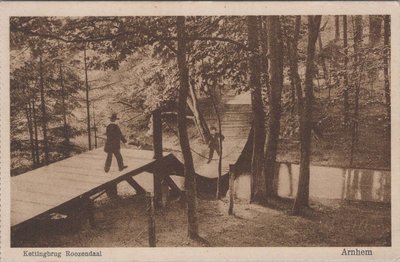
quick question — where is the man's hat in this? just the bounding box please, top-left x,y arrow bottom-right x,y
110,113 -> 119,121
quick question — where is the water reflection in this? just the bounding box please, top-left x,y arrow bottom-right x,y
234,163 -> 390,203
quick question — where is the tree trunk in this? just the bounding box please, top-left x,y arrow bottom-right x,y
83,44 -> 92,150
383,15 -> 390,122
259,17 -> 270,102
176,16 -> 199,239
288,16 -> 303,116
209,86 -> 223,199
318,34 -> 330,100
39,54 -> 49,165
59,64 -> 70,155
32,99 -> 40,165
187,80 -> 210,144
335,15 -> 340,41
92,102 -> 98,148
264,16 -> 284,198
368,15 -> 382,92
247,16 -> 267,202
152,108 -> 163,207
350,15 -> 363,166
343,15 -> 350,124
369,15 -> 382,47
25,102 -> 36,166
293,15 -> 321,214
284,17 -> 296,113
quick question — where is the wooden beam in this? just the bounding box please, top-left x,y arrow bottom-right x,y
125,177 -> 146,195
165,175 -> 182,196
228,164 -> 235,215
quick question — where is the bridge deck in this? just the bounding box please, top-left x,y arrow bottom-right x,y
193,92 -> 252,178
11,148 -> 157,228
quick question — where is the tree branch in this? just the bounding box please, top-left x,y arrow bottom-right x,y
188,36 -> 248,51
11,23 -> 249,53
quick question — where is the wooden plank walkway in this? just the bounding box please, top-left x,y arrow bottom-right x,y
194,92 -> 252,178
11,148 -> 157,228
167,92 -> 252,196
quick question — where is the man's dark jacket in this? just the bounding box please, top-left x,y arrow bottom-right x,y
104,123 -> 127,153
208,133 -> 224,149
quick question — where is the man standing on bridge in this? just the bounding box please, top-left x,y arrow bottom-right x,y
104,113 -> 128,173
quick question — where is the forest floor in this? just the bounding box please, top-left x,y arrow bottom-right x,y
13,194 -> 391,247
277,88 -> 390,170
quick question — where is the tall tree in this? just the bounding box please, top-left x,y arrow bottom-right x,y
369,15 -> 382,47
287,16 -> 303,114
152,108 -> 163,206
39,53 -> 49,165
58,63 -> 70,154
368,15 -> 382,91
317,33 -> 331,99
342,15 -> 350,124
259,17 -> 270,97
31,98 -> 40,165
335,16 -> 340,41
293,15 -> 322,214
176,16 -> 199,239
383,15 -> 390,123
25,102 -> 36,166
264,16 -> 284,198
247,16 -> 266,202
349,15 -> 363,166
83,43 -> 92,150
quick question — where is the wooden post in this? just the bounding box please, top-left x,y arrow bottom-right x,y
152,109 -> 165,207
147,192 -> 156,247
228,164 -> 235,215
83,44 -> 92,150
87,198 -> 96,228
106,183 -> 118,198
92,102 -> 97,149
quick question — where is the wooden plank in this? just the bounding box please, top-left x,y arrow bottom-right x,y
57,158 -> 151,172
12,210 -> 39,226
12,180 -> 86,197
14,158 -> 152,190
77,153 -> 153,162
12,198 -> 54,208
12,190 -> 77,207
14,173 -> 108,190
12,148 -> 153,180
125,177 -> 146,194
13,177 -> 98,193
25,168 -> 111,183
12,200 -> 55,226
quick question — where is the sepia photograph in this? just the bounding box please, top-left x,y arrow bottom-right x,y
1,1 -> 399,261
